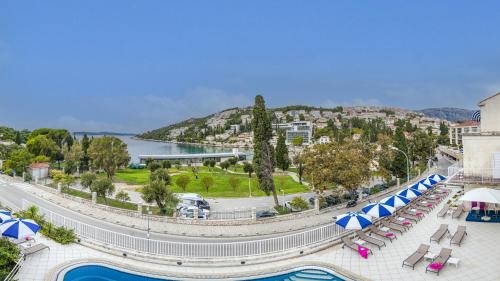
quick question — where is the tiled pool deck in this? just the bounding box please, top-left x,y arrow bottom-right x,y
17,188 -> 500,281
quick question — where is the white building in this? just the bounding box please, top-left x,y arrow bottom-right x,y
318,136 -> 330,144
449,120 -> 480,146
229,124 -> 240,133
29,162 -> 49,181
462,93 -> 500,179
272,121 -> 313,145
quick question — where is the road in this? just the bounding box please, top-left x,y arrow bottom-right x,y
0,153 -> 453,244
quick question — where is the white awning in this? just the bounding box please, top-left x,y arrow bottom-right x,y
458,188 -> 500,204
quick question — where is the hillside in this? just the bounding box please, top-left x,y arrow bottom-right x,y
418,107 -> 475,123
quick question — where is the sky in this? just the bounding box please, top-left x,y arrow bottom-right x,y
1,1 -> 500,133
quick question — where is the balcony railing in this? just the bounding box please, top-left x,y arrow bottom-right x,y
448,167 -> 500,184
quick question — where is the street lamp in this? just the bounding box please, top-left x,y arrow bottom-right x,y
146,206 -> 152,251
390,146 -> 410,183
280,189 -> 285,205
248,177 -> 252,198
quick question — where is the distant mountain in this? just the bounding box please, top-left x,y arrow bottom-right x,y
73,131 -> 137,136
418,107 -> 475,123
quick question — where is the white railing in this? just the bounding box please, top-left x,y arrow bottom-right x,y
22,199 -> 345,258
448,168 -> 500,184
2,254 -> 24,281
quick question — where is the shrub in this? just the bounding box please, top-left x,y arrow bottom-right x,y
274,205 -> 290,215
370,187 -> 381,195
0,238 -> 20,279
290,197 -> 309,211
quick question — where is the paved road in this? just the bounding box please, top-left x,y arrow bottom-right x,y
0,153 -> 453,243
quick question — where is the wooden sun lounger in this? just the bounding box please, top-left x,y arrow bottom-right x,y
452,204 -> 464,219
450,225 -> 467,246
21,243 -> 50,258
368,225 -> 396,242
430,224 -> 449,243
399,212 -> 419,222
341,236 -> 373,255
437,205 -> 450,218
389,217 -> 412,229
381,220 -> 406,234
356,231 -> 386,249
402,244 -> 430,269
412,204 -> 431,213
425,248 -> 452,275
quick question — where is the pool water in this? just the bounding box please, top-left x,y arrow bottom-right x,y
62,265 -> 345,281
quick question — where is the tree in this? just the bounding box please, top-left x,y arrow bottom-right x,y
141,180 -> 178,214
292,154 -> 304,185
220,161 -> 230,171
391,127 -> 409,180
302,142 -> 371,194
228,157 -> 238,170
14,131 -> 22,145
63,141 -> 84,174
174,160 -> 181,170
148,161 -> 161,172
290,197 -> 309,211
81,134 -> 91,171
292,136 -> 304,146
150,168 -> 171,183
200,175 -> 214,192
161,160 -> 172,169
175,174 -> 191,192
80,172 -> 97,190
228,176 -> 241,192
243,162 -> 254,178
438,121 -> 450,145
275,131 -> 290,172
209,160 -> 216,170
252,95 -> 278,206
408,129 -> 433,167
26,135 -> 59,160
87,136 -> 129,179
115,190 -> 131,202
191,166 -> 199,179
32,155 -> 50,163
2,148 -> 33,175
376,134 -> 394,183
90,178 -> 115,202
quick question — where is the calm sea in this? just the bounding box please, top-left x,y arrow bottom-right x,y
75,134 -> 244,163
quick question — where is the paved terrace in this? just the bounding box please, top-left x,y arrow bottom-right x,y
16,187 -> 500,281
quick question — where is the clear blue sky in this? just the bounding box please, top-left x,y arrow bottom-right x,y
1,1 -> 499,132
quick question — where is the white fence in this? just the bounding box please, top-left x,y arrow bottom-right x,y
448,167 -> 500,184
22,199 -> 345,258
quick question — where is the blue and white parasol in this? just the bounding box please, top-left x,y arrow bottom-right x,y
409,181 -> 431,192
0,219 -> 41,239
335,212 -> 373,230
397,188 -> 422,199
428,174 -> 446,182
362,203 -> 395,218
380,195 -> 410,207
0,210 -> 11,223
420,177 -> 437,186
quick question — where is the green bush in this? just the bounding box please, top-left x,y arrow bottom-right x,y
274,205 -> 291,215
370,187 -> 381,195
290,197 -> 309,211
0,238 -> 20,279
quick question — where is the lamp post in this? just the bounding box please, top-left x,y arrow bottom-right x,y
146,206 -> 152,252
280,189 -> 285,205
248,177 -> 252,198
390,146 -> 410,183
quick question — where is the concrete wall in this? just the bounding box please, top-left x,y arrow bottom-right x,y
462,134 -> 500,178
479,94 -> 500,132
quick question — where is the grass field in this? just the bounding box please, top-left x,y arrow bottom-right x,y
114,168 -> 309,198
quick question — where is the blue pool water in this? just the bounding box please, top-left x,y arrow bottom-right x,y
62,265 -> 345,281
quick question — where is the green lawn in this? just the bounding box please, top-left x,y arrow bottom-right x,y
114,168 -> 309,198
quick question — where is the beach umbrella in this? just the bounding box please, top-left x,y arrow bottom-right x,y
380,195 -> 410,208
0,210 -> 11,223
362,203 -> 395,218
421,177 -> 437,186
335,212 -> 373,230
397,188 -> 422,199
0,219 -> 41,239
428,174 -> 446,182
409,182 -> 431,192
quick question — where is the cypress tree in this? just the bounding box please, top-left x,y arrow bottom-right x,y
392,127 -> 408,180
275,131 -> 290,172
252,95 -> 279,206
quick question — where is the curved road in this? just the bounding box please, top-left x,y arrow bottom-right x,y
0,154 -> 453,244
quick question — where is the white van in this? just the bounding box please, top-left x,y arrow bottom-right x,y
176,193 -> 210,210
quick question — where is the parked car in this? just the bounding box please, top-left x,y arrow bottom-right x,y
177,193 -> 210,210
256,210 -> 277,218
178,206 -> 209,219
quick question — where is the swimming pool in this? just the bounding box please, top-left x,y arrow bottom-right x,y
61,264 -> 346,281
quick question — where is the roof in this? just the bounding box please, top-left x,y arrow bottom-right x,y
478,92 -> 500,106
30,162 -> 50,169
138,152 -> 246,160
451,120 -> 480,128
